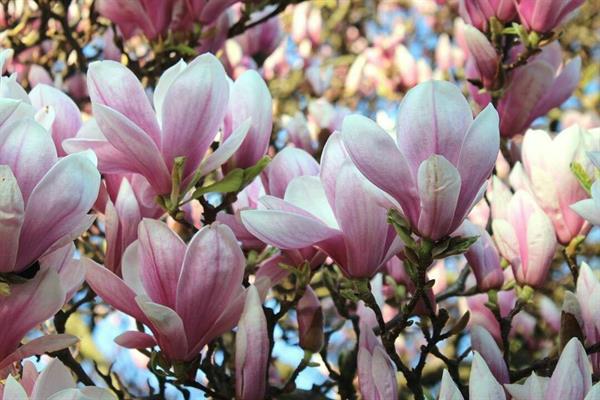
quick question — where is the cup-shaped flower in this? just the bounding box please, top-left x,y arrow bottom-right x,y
576,262 -> 600,374
342,80 -> 500,240
492,190 -> 557,287
514,0 -> 585,33
470,42 -> 580,138
241,132 -> 402,278
356,303 -> 398,399
517,126 -> 599,243
456,220 -> 504,291
84,220 -> 246,362
235,285 -> 268,400
63,54 -> 263,196
1,359 -> 115,399
0,118 -> 100,274
459,0 -> 517,31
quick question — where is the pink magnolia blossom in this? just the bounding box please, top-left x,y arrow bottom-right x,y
459,0 -> 517,31
235,285 -> 268,400
470,42 -> 581,138
63,54 -> 269,196
297,286 -> 324,353
342,80 -> 500,240
470,325 -> 509,384
0,117 -> 100,274
439,351 -> 506,399
356,303 -> 398,399
241,132 -> 402,278
0,359 -> 115,400
511,126 -> 599,244
463,24 -> 498,88
456,220 -> 504,291
576,262 -> 600,374
505,338 -> 593,400
492,190 -> 557,287
235,6 -> 283,59
84,220 -> 246,362
514,0 -> 585,33
0,243 -> 85,376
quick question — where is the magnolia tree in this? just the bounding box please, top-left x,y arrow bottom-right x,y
0,0 -> 599,399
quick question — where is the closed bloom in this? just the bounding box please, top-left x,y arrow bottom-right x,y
342,80 -> 500,240
0,117 -> 100,274
235,285 -> 268,400
470,42 -> 580,138
576,262 -> 600,374
63,54 -> 264,196
513,126 -> 598,244
492,190 -> 557,287
241,132 -> 402,278
463,25 -> 499,88
456,220 -> 504,291
1,359 -> 115,399
85,220 -> 246,362
514,0 -> 585,33
296,286 -> 324,353
356,303 -> 398,400
459,0 -> 517,31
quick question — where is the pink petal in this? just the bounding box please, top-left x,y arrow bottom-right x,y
0,166 -> 24,273
263,147 -> 319,198
114,331 -> 157,350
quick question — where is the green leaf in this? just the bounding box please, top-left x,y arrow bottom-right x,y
571,161 -> 593,194
433,235 -> 479,259
242,155 -> 271,186
387,209 -> 416,248
192,168 -> 244,199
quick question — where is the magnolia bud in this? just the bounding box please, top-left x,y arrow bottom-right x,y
297,286 -> 324,353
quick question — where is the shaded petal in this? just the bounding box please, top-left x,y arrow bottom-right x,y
0,166 -> 24,273
264,147 -> 319,198
196,118 -> 251,177
469,352 -> 506,399
30,359 -> 76,400
416,155 -> 461,240
114,331 -> 157,350
176,224 -> 245,350
17,151 -> 100,269
87,60 -> 161,145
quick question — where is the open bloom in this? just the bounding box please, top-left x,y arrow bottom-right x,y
514,0 -> 586,33
1,359 -> 115,399
64,54 -> 271,196
0,117 -> 100,274
492,190 -> 557,287
85,220 -> 246,362
241,132 -> 402,278
470,42 -> 580,138
511,126 -> 599,244
356,303 -> 398,399
342,80 -> 500,240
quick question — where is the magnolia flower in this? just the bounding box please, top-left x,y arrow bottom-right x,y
514,0 -> 586,33
505,338 -> 593,400
463,25 -> 498,88
85,220 -> 246,362
1,359 -> 115,400
0,117 -> 100,274
296,286 -> 324,353
342,80 -> 499,240
512,126 -> 599,244
459,0 -> 517,32
235,285 -> 268,400
439,352 -> 506,399
492,190 -> 557,287
470,325 -> 509,384
456,220 -> 504,291
356,303 -> 398,399
470,42 -> 581,138
235,7 -> 283,59
64,54 -> 272,196
241,132 -> 402,278
576,262 -> 600,374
